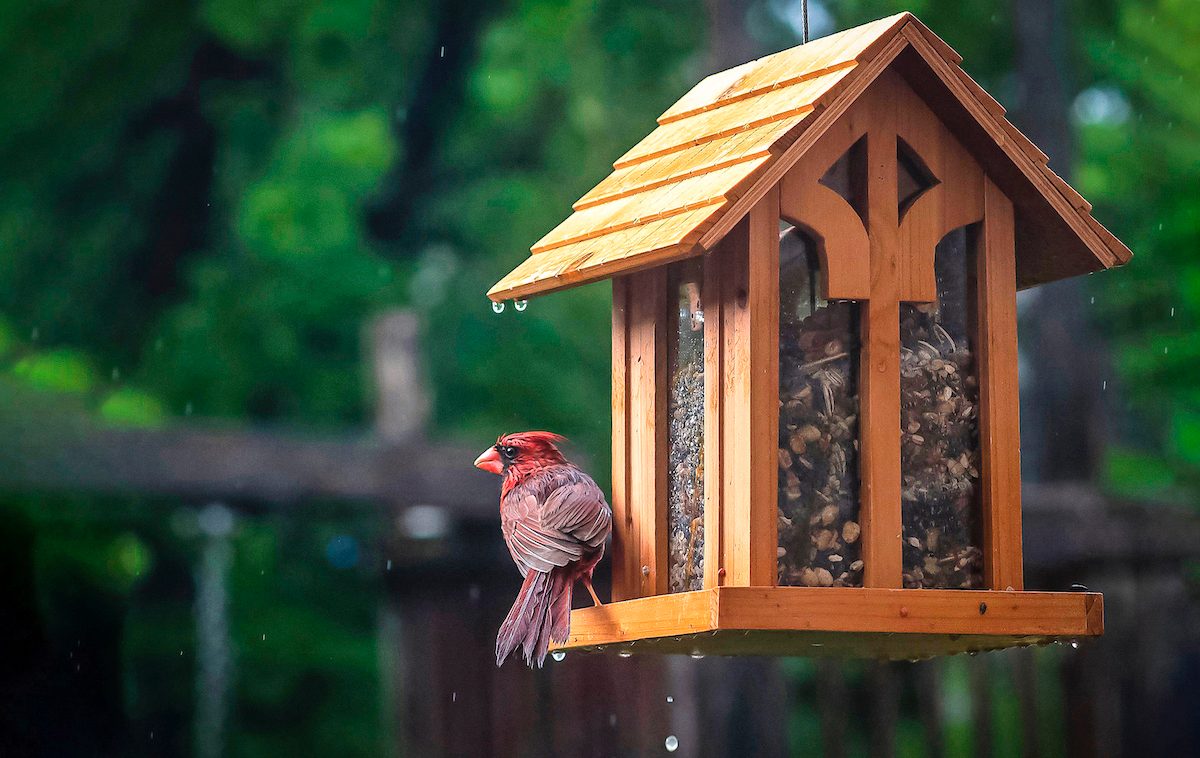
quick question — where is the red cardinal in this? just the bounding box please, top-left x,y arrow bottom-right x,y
474,432 -> 612,668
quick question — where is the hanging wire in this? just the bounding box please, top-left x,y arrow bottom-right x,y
802,0 -> 810,43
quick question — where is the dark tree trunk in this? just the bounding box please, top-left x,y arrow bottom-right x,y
704,0 -> 758,72
1010,0 -> 1112,482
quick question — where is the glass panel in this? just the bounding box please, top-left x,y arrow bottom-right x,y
777,226 -> 864,588
900,227 -> 985,589
667,258 -> 705,592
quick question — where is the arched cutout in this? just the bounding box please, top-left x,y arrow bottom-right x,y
899,225 -> 984,590
777,224 -> 864,588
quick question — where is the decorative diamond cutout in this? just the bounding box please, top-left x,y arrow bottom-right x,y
819,136 -> 868,226
897,137 -> 939,218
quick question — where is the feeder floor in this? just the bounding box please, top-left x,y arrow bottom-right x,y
554,586 -> 1102,659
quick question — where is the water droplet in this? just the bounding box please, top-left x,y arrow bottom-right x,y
452,691 -> 457,702
1171,307 -> 1176,317
1070,640 -> 1080,649
665,735 -> 679,752
689,650 -> 705,659
618,650 -> 632,658
492,301 -> 505,314
666,696 -> 674,703
551,650 -> 566,662
514,299 -> 528,312
262,634 -> 266,641
1101,380 -> 1107,391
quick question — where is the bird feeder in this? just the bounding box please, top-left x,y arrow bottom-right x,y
487,13 -> 1129,658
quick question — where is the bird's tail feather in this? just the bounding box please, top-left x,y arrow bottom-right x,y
496,570 -> 573,668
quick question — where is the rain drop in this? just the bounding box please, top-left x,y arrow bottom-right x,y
111,367 -> 120,380
1090,296 -> 1095,304
618,650 -> 632,658
1101,380 -> 1107,391
452,691 -> 457,702
551,650 -> 566,662
262,634 -> 266,641
665,735 -> 679,752
1171,307 -> 1176,317
514,299 -> 528,312
1070,640 -> 1080,649
492,301 -> 505,314
386,559 -> 392,570
1164,347 -> 1169,354
666,696 -> 674,703
185,402 -> 194,416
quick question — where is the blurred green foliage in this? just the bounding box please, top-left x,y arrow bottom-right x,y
1,0 -> 1196,754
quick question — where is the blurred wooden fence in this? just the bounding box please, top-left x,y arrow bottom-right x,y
2,310 -> 1198,757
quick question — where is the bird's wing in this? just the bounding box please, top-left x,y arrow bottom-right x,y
541,478 -> 612,550
502,475 -> 611,576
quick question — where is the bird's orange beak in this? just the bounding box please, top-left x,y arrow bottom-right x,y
474,446 -> 504,475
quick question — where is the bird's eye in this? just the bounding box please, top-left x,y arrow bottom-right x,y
498,445 -> 518,461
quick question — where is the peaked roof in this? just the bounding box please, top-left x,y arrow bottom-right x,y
488,13 -> 1132,302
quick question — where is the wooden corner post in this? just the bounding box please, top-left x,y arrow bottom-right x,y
978,178 -> 1023,590
611,270 -> 669,601
719,187 -> 781,587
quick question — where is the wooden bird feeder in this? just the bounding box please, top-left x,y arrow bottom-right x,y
488,13 -> 1129,659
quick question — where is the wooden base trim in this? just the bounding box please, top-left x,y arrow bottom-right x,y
557,587 -> 1101,659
